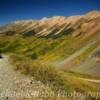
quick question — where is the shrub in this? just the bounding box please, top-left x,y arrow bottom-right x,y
10,55 -> 95,93
30,52 -> 38,60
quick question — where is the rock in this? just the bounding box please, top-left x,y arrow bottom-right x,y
92,50 -> 100,58
5,97 -> 9,100
0,54 -> 2,59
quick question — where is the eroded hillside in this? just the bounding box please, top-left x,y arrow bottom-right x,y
0,10 -> 100,100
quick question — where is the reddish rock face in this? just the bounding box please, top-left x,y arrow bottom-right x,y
0,10 -> 100,38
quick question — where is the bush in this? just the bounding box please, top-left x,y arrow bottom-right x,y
30,52 -> 38,60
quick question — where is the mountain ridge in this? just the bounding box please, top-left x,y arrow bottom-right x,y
0,10 -> 100,38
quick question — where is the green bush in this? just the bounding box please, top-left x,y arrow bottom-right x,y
30,53 -> 38,60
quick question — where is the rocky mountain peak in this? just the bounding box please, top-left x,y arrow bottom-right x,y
85,10 -> 100,19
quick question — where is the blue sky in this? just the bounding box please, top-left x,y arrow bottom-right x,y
0,0 -> 100,25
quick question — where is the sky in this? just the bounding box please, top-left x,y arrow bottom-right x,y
0,0 -> 100,25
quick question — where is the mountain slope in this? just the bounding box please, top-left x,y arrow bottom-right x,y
0,10 -> 100,37
0,10 -> 100,99
0,11 -> 100,76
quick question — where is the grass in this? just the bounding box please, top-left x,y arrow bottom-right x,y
9,54 -> 96,93
64,71 -> 100,80
0,30 -> 100,99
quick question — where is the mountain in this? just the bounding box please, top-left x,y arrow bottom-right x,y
0,10 -> 100,74
0,10 -> 100,37
0,11 -> 100,99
